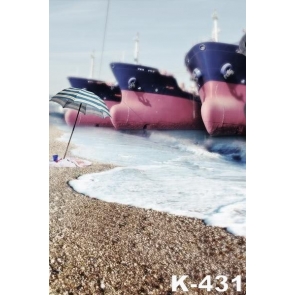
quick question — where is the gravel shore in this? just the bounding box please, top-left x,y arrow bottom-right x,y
49,124 -> 246,295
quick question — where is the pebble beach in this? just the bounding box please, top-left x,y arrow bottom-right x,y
49,124 -> 246,294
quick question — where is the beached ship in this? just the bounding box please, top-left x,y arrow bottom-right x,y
109,62 -> 204,130
65,2 -> 120,128
185,12 -> 246,136
65,76 -> 121,127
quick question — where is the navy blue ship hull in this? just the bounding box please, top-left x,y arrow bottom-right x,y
110,62 -> 198,100
67,77 -> 121,102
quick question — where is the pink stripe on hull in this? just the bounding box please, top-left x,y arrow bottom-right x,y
64,101 -> 117,127
199,81 -> 246,136
110,90 -> 204,130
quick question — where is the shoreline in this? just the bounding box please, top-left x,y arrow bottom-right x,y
49,123 -> 246,294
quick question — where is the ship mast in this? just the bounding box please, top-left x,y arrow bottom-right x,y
211,10 -> 220,42
98,0 -> 110,78
89,51 -> 95,78
134,32 -> 139,64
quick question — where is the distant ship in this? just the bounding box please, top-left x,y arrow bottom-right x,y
66,76 -> 121,127
109,62 -> 204,130
65,1 -> 120,127
185,12 -> 246,136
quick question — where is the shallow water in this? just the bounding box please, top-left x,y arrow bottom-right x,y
52,115 -> 246,236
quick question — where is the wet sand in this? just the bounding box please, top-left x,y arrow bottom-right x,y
49,124 -> 246,295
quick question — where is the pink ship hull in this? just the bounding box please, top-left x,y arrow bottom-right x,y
199,81 -> 246,136
110,90 -> 204,130
64,101 -> 118,127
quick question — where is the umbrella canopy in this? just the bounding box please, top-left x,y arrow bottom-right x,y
50,87 -> 111,118
50,87 -> 111,159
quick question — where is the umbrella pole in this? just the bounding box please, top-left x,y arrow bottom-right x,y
63,103 -> 82,159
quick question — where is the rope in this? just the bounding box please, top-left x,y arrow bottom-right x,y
98,0 -> 110,78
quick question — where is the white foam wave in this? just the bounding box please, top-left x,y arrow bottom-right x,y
69,165 -> 246,236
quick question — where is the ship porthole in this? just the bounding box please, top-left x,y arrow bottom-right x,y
199,44 -> 206,50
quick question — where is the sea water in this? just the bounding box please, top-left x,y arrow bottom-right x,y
51,114 -> 246,237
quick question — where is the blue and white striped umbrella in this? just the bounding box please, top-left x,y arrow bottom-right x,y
50,87 -> 111,159
50,87 -> 111,118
